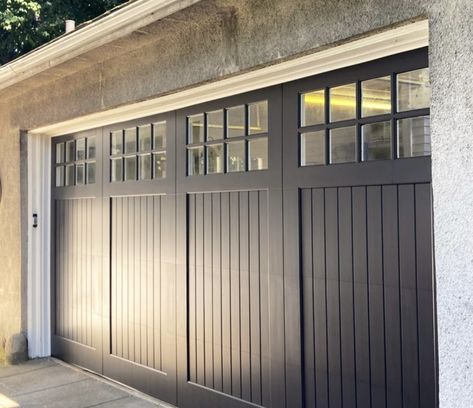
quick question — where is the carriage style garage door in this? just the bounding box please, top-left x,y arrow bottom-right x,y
51,48 -> 436,407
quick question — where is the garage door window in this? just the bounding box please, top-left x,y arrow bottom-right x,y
55,137 -> 97,187
299,67 -> 430,166
187,100 -> 268,176
110,121 -> 167,182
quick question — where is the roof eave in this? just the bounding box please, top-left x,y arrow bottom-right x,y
0,0 -> 202,92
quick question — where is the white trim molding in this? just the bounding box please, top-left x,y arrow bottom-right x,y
0,0 -> 202,92
31,19 -> 429,137
27,133 -> 51,358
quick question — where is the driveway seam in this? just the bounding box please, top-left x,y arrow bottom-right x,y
12,378 -> 89,397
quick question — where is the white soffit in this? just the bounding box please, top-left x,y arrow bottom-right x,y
31,19 -> 429,137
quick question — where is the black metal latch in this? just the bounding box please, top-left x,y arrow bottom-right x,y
33,213 -> 38,228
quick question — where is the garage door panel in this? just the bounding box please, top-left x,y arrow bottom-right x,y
187,190 -> 269,406
110,194 -> 168,371
55,198 -> 96,347
300,183 -> 434,408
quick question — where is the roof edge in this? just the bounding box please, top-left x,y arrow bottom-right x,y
0,0 -> 202,92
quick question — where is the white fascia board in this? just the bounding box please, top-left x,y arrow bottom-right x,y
31,19 -> 429,137
0,0 -> 202,91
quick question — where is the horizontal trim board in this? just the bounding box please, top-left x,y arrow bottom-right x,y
31,20 -> 428,137
0,0 -> 202,91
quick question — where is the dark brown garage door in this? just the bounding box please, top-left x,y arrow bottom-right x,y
51,48 -> 437,408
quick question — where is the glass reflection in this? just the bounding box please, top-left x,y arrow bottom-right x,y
362,76 -> 391,117
330,83 -> 356,122
397,68 -> 430,111
398,116 -> 431,158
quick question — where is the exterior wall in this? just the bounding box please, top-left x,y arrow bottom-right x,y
429,2 -> 473,404
0,0 -> 472,405
0,104 -> 24,353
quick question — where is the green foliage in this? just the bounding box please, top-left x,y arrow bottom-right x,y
0,0 -> 128,64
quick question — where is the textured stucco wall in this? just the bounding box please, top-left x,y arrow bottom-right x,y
0,104 -> 23,352
429,1 -> 473,405
0,0 -> 472,405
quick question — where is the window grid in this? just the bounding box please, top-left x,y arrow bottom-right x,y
55,137 -> 97,188
186,100 -> 268,176
299,69 -> 430,167
110,122 -> 167,183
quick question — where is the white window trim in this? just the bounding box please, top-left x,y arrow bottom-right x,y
27,19 -> 428,357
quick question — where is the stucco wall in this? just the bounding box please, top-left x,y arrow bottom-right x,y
0,104 -> 23,353
0,0 -> 472,405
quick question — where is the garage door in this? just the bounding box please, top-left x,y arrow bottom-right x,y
51,48 -> 436,407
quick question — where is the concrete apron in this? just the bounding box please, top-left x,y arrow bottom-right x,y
0,357 -> 175,407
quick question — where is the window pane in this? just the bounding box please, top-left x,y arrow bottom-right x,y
56,143 -> 65,164
76,163 -> 85,185
301,90 -> 325,126
111,130 -> 123,155
87,137 -> 96,160
227,141 -> 246,172
362,76 -> 391,117
249,137 -> 268,170
153,121 -> 167,150
65,164 -> 74,186
330,83 -> 356,122
207,110 -> 224,141
330,126 -> 357,164
301,130 -> 325,166
188,114 -> 204,143
397,68 -> 430,111
124,156 -> 136,181
362,121 -> 392,161
227,105 -> 245,138
207,144 -> 224,174
111,158 -> 122,182
188,147 -> 204,176
76,138 -> 86,161
398,116 -> 431,158
56,166 -> 64,187
139,125 -> 152,152
249,101 -> 268,135
139,154 -> 152,180
154,152 -> 167,179
66,140 -> 75,162
124,128 -> 137,154
87,162 -> 96,184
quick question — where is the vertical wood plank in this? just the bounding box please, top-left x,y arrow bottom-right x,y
399,184 -> 420,408
259,191 -> 271,406
188,194 -> 196,381
239,191 -> 251,402
382,185 -> 402,408
221,192 -> 232,395
301,189 -> 315,408
230,191 -> 241,398
367,186 -> 386,408
204,193 -> 214,387
249,191 -> 262,405
325,187 -> 342,408
196,194 -> 205,385
212,193 -> 223,392
313,188 -> 329,408
415,184 -> 436,408
339,187 -> 356,408
352,186 -> 371,408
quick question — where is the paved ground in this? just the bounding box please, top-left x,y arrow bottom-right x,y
0,358 -> 174,408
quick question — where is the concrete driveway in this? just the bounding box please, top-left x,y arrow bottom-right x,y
0,358 -> 174,407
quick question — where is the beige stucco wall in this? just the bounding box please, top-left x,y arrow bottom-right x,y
0,104 -> 23,351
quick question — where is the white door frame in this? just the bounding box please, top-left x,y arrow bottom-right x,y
26,19 -> 429,357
